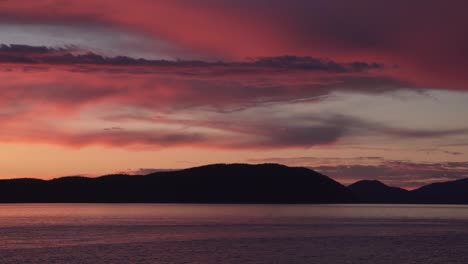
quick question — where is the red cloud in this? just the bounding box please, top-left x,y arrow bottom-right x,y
1,0 -> 467,89
0,1 -> 467,152
0,44 -> 465,150
0,46 -> 397,113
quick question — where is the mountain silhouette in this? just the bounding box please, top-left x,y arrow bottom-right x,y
349,178 -> 468,204
0,163 -> 355,203
348,180 -> 411,203
1,163 -> 467,204
410,178 -> 468,204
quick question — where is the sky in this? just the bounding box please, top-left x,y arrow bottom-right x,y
1,0 -> 468,188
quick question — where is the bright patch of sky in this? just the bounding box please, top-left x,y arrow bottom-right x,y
0,23 -> 180,60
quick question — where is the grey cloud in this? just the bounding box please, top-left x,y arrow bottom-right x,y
100,111 -> 468,149
0,44 -> 385,73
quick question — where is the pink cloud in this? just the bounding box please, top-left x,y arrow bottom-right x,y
1,0 -> 467,89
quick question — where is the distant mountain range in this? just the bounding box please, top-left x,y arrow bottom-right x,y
349,178 -> 468,204
348,180 -> 411,203
0,163 -> 467,204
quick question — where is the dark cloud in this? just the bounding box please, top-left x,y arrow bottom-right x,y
99,113 -> 468,149
0,44 -> 68,54
0,44 -> 384,74
82,130 -> 207,147
0,44 -> 406,113
245,56 -> 383,72
1,128 -> 210,148
418,148 -> 464,156
268,114 -> 468,145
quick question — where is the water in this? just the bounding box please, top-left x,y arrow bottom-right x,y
1,204 -> 468,263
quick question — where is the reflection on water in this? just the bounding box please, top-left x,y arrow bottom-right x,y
1,204 -> 468,227
1,204 -> 468,263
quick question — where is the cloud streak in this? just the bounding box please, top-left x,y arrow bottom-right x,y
0,44 -> 403,115
2,100 -> 467,151
0,44 -> 384,73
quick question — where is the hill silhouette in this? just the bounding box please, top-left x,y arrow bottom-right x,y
0,163 -> 355,203
348,180 -> 411,203
1,163 -> 467,204
349,178 -> 468,204
410,178 -> 468,204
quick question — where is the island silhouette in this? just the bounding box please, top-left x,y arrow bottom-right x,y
0,163 -> 467,204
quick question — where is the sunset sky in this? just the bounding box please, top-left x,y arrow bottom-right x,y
1,0 -> 468,188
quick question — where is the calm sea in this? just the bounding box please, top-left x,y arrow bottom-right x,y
1,204 -> 468,263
